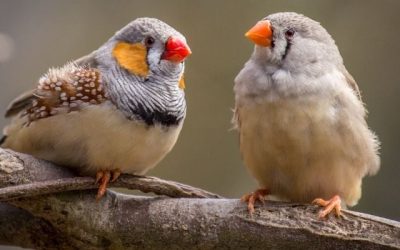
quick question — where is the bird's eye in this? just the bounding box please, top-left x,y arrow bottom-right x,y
144,37 -> 155,47
285,29 -> 295,39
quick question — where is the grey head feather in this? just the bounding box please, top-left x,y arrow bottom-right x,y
95,17 -> 187,126
252,12 -> 343,74
236,12 -> 359,101
264,12 -> 361,98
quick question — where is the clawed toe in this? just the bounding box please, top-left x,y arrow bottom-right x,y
241,188 -> 268,215
110,169 -> 121,182
312,195 -> 342,219
95,169 -> 121,200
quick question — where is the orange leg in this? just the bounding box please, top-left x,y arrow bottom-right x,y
95,169 -> 121,200
312,195 -> 342,219
241,188 -> 269,215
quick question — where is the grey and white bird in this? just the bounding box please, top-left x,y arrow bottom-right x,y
1,18 -> 191,199
233,12 -> 380,218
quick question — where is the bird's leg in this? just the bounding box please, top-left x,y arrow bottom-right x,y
96,170 -> 111,200
95,169 -> 122,200
241,188 -> 269,215
312,195 -> 342,219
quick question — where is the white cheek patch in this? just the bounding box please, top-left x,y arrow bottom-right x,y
147,44 -> 163,66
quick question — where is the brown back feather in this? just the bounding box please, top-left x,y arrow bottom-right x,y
4,52 -> 98,118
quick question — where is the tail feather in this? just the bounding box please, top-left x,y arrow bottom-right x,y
0,135 -> 6,146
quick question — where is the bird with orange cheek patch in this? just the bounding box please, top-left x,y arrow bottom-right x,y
233,12 -> 380,218
1,18 -> 191,200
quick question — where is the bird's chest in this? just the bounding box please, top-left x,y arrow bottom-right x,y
238,96 -> 338,178
72,103 -> 183,173
17,102 -> 183,174
239,96 -> 336,141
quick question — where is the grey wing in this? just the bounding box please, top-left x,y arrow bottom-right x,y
341,66 -> 362,101
74,50 -> 98,68
5,89 -> 36,117
4,51 -> 99,118
231,107 -> 241,131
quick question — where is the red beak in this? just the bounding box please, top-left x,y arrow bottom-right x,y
162,36 -> 191,63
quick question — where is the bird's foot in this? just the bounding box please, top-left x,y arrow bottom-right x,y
110,169 -> 121,182
95,169 -> 121,200
312,195 -> 342,219
241,188 -> 269,215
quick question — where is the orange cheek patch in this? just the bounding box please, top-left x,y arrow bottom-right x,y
112,42 -> 149,77
178,74 -> 185,90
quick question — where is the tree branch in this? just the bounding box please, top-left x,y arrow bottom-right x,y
0,175 -> 221,202
0,148 -> 221,200
0,148 -> 399,249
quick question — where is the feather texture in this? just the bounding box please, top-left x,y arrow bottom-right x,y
2,17 -> 189,178
233,12 -> 380,208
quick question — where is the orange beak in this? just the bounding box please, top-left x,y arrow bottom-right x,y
162,36 -> 192,63
245,20 -> 273,47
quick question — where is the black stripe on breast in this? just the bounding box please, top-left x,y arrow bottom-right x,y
134,103 -> 183,126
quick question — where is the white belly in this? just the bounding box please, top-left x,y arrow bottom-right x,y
237,96 -> 378,206
3,102 -> 183,175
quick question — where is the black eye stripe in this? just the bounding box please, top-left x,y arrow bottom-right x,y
282,41 -> 291,60
282,29 -> 294,60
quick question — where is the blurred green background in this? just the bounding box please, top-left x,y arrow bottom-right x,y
0,0 -> 398,221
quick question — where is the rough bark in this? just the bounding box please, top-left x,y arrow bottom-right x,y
0,148 -> 399,250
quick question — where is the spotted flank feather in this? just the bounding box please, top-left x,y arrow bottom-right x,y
23,63 -> 107,125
